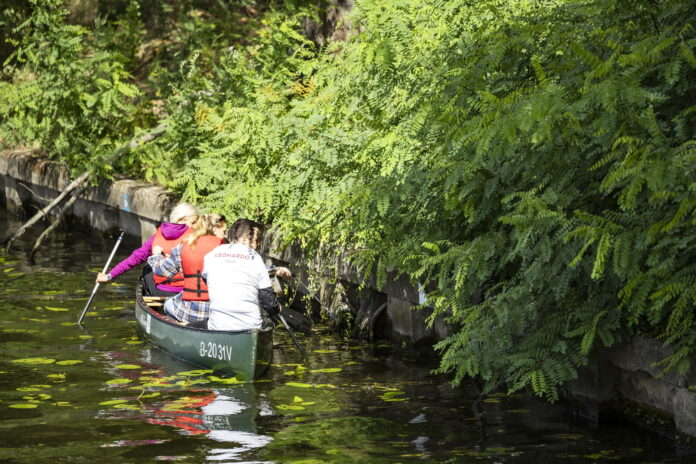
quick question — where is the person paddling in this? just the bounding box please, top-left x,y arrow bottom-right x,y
148,214 -> 227,324
95,202 -> 199,297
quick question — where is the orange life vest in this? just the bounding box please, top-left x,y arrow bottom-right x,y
181,235 -> 223,301
152,227 -> 192,287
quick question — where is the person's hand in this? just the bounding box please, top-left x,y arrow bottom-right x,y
275,266 -> 292,279
96,272 -> 110,283
152,245 -> 164,256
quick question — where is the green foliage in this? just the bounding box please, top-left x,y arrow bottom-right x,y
3,0 -> 696,401
0,0 -> 141,176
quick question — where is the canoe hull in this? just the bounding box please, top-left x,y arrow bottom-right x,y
134,288 -> 272,380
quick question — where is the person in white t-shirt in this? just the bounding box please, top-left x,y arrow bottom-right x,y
202,219 -> 284,331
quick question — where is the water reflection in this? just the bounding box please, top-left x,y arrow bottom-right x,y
134,347 -> 274,462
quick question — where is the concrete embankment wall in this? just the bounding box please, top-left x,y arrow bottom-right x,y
2,149 -> 696,439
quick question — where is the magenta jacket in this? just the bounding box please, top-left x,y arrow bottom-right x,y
108,223 -> 189,293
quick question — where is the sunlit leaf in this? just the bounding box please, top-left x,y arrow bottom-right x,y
285,382 -> 312,388
114,364 -> 141,370
177,369 -> 213,376
99,399 -> 128,405
11,357 -> 55,364
9,403 -> 38,409
310,368 -> 342,373
106,378 -> 132,385
277,404 -> 305,410
56,360 -> 83,366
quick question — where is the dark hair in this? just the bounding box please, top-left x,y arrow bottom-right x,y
228,218 -> 264,244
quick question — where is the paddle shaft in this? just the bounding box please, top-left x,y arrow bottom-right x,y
279,312 -> 305,358
77,231 -> 125,325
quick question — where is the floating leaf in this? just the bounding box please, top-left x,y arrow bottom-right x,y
126,341 -> 143,345
114,364 -> 141,370
310,368 -> 342,373
293,396 -> 304,403
100,399 -> 128,406
177,370 -> 213,376
285,382 -> 312,388
207,376 -> 243,384
113,404 -> 140,410
53,401 -> 71,406
56,360 -> 83,366
277,404 -> 305,411
138,392 -> 161,399
312,350 -> 338,354
316,384 -> 338,389
16,387 -> 41,392
44,306 -> 70,312
47,374 -> 66,379
175,378 -> 210,386
106,378 -> 132,385
12,357 -> 56,365
9,403 -> 38,409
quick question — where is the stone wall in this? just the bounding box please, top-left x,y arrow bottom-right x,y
567,336 -> 696,440
0,150 -> 176,239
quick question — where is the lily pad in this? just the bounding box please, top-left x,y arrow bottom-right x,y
56,360 -> 83,366
114,364 -> 141,370
310,368 -> 342,373
286,382 -> 312,388
99,399 -> 128,406
9,403 -> 38,409
11,357 -> 56,365
177,369 -> 213,376
106,378 -> 132,385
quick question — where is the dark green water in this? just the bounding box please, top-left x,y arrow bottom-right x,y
0,209 -> 692,463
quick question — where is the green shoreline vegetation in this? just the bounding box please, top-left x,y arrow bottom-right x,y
1,0 -> 695,401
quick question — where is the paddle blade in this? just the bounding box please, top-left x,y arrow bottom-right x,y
280,307 -> 312,334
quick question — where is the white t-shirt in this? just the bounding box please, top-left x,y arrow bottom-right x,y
203,243 -> 272,331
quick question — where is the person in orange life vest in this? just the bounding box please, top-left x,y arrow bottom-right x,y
95,202 -> 199,297
148,214 -> 227,323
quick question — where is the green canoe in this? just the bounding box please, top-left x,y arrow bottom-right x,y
134,286 -> 273,380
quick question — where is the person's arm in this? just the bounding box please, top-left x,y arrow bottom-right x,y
96,234 -> 155,283
147,243 -> 182,277
256,253 -> 280,317
259,287 -> 280,318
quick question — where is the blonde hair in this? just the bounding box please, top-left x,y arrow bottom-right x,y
169,202 -> 199,224
186,214 -> 227,249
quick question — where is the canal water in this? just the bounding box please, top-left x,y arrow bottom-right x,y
0,208 -> 692,463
